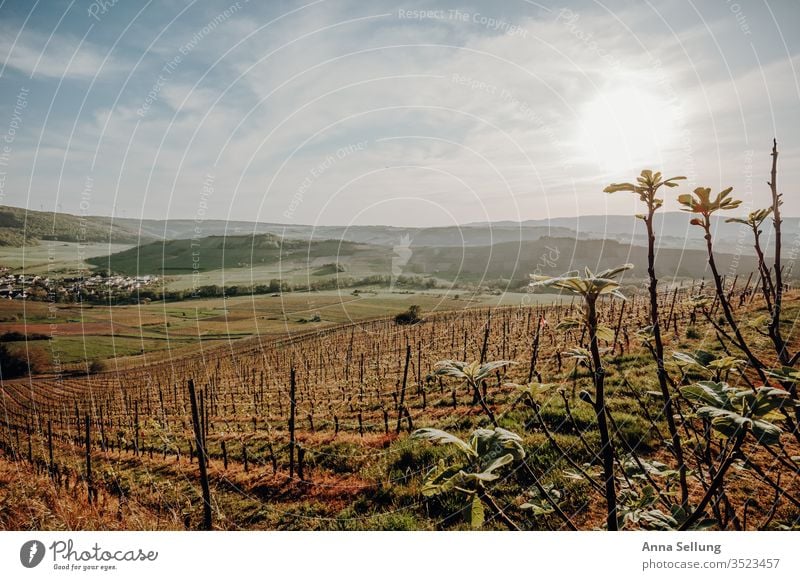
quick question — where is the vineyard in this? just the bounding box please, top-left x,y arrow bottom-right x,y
0,278 -> 799,530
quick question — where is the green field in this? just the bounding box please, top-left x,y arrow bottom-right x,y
86,234 -> 388,276
0,288 -> 557,369
0,242 -> 133,275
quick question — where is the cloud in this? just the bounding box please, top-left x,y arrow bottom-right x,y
0,23 -> 118,80
1,1 -> 798,224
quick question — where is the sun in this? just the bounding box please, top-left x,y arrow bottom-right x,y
577,87 -> 678,175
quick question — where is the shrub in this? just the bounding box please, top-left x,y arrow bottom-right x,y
0,344 -> 48,378
0,331 -> 51,342
686,326 -> 701,339
394,305 -> 422,325
89,359 -> 108,373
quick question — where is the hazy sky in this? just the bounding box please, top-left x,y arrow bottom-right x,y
0,0 -> 798,227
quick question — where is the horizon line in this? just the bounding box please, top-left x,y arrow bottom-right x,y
4,203 -> 796,230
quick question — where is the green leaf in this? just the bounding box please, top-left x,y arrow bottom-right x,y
433,360 -> 470,379
556,316 -> 583,331
411,428 -> 476,457
672,350 -> 716,368
471,428 -> 526,467
732,386 -> 791,417
696,406 -> 782,445
521,485 -> 562,516
595,263 -> 634,279
509,381 -> 558,400
529,264 -> 632,299
625,509 -> 679,530
681,381 -> 729,408
476,360 -> 515,381
595,324 -> 615,341
469,496 -> 485,529
603,182 -> 637,193
708,356 -> 745,371
766,367 -> 800,383
476,453 -> 514,480
520,501 -> 555,516
420,460 -> 465,496
564,347 -> 590,360
662,176 -> 687,187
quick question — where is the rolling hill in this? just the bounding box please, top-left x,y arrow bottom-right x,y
406,237 -> 757,284
0,205 -> 150,246
4,203 -> 795,256
113,212 -> 798,253
91,232 -> 758,288
86,234 -> 382,276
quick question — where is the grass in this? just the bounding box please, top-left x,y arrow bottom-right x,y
86,234 -> 375,276
0,242 -> 133,274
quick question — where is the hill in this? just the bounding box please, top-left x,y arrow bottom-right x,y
92,232 -> 759,288
114,212 -> 799,253
406,237 -> 757,285
86,233 -> 378,276
0,205 -> 149,246
3,203 -> 796,255
114,217 -> 569,248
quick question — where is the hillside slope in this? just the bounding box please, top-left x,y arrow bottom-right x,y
406,237 -> 758,284
92,233 -> 759,286
0,205 -> 150,246
87,234 -> 379,275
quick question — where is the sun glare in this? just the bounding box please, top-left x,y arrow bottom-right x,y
578,87 -> 677,175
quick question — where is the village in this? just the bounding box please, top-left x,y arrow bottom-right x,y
0,267 -> 158,301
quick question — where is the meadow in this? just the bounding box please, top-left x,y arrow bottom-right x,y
0,288 -> 551,370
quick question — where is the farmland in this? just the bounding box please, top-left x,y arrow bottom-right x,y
1,278 -> 799,530
0,289 -> 554,371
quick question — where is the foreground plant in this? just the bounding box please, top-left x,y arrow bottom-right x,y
433,360 -> 514,426
730,143 -> 800,436
678,381 -> 789,529
672,350 -> 746,383
605,170 -> 689,506
530,264 -> 633,530
618,485 -> 680,531
726,208 -> 774,311
766,140 -> 790,365
678,187 -> 768,382
411,426 -> 525,529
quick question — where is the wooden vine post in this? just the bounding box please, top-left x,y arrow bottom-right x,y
289,367 -> 297,479
188,379 -> 212,530
396,343 -> 411,433
84,414 -> 94,504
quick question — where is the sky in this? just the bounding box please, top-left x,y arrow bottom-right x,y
0,0 -> 798,228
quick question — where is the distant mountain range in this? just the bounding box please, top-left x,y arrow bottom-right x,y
2,204 -> 790,254
114,211 -> 790,254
